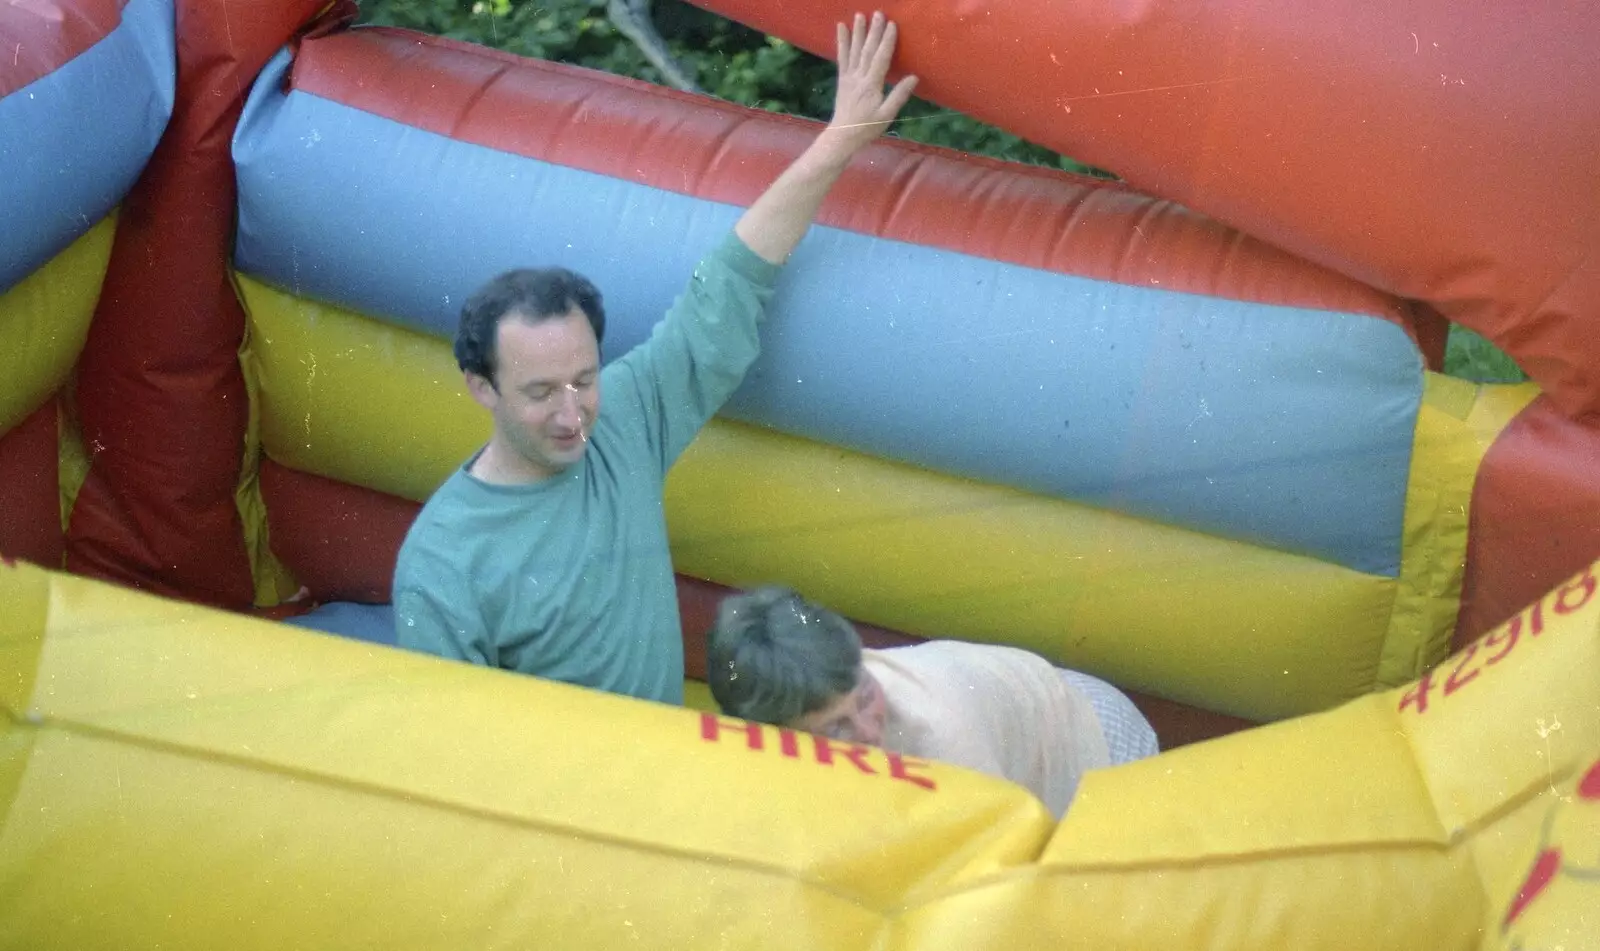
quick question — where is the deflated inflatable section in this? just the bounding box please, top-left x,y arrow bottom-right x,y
0,0 -> 174,568
3,554 -> 1596,948
62,0 -> 327,607
689,0 -> 1600,422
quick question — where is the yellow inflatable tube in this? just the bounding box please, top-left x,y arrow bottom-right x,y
0,557 -> 1049,949
239,276 -> 1529,723
0,217 -> 115,434
3,556 -> 1597,949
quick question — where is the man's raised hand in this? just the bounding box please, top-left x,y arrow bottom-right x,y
730,10 -> 919,263
826,11 -> 919,152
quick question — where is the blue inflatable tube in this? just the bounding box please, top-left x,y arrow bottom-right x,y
233,46 -> 1421,577
0,0 -> 174,293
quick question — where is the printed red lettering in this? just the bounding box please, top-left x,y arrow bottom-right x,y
1578,758 -> 1600,800
1483,621 -> 1520,666
1502,848 -> 1563,931
1527,599 -> 1546,637
696,720 -> 933,792
700,713 -> 764,751
1443,639 -> 1482,697
812,736 -> 877,775
1553,568 -> 1597,616
1397,670 -> 1436,715
887,754 -> 937,791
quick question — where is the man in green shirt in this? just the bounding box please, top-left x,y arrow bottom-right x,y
393,12 -> 918,704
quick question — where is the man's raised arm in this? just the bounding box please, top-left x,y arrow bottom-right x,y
733,11 -> 918,265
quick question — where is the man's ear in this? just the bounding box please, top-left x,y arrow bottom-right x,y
465,371 -> 498,411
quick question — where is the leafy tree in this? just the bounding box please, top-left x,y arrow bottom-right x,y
353,0 -> 1110,176
1443,326 -> 1529,383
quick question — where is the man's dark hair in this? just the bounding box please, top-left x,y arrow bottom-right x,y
707,586 -> 863,725
455,267 -> 606,386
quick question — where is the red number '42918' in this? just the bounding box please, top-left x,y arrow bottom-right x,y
1399,565 -> 1595,716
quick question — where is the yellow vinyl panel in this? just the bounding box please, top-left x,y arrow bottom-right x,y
1483,749 -> 1600,951
0,558 -> 1050,951
1404,561 -> 1600,940
897,561 -> 1600,951
0,217 -> 115,435
238,275 -> 488,502
682,678 -> 718,713
667,420 -> 1397,722
1382,374 -> 1541,688
3,555 -> 1596,951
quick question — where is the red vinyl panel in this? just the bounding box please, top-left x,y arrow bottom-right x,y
677,573 -> 1254,748
65,0 -> 348,606
0,0 -> 125,97
260,458 -> 418,606
1455,396 -> 1600,648
688,0 -> 1596,416
289,26 -> 1433,357
262,459 -> 1250,748
0,399 -> 63,568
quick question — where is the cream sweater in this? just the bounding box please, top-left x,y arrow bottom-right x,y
864,641 -> 1111,817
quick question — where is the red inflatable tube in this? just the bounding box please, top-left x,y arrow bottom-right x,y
261,459 -> 1253,747
1455,399 -> 1600,648
260,459 -> 416,608
0,0 -> 124,97
690,0 -> 1598,418
0,399 -> 64,569
293,27 -> 1435,356
65,0 -> 344,606
672,572 -> 1256,747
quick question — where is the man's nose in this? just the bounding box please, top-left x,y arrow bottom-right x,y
553,387 -> 582,427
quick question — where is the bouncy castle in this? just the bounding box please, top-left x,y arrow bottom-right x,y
3,0 -> 1598,946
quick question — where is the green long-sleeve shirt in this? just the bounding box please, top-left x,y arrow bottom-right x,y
392,232 -> 781,704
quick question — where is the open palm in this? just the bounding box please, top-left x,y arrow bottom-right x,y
829,12 -> 919,148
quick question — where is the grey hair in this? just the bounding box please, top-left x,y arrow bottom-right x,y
706,586 -> 862,726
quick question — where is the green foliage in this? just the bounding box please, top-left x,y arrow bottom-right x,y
1442,325 -> 1530,384
353,0 -> 1105,174
358,0 -> 629,64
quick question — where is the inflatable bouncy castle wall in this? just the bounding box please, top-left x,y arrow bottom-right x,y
0,0 -> 173,575
3,0 -> 1599,947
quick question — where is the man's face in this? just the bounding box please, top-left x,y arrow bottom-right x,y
468,307 -> 600,480
791,669 -> 888,747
